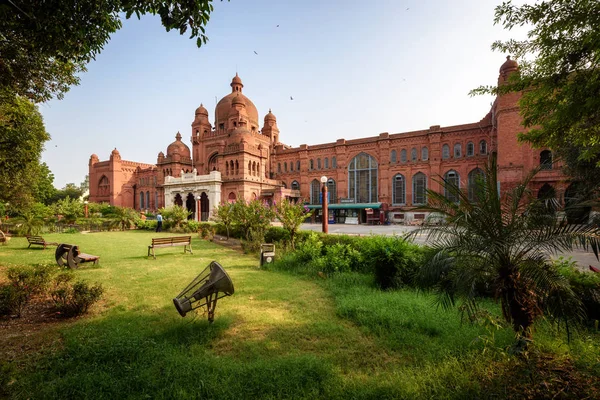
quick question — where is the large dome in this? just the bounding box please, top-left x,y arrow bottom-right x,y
214,74 -> 259,128
166,132 -> 191,158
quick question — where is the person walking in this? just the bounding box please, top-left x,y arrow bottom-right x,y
156,212 -> 163,232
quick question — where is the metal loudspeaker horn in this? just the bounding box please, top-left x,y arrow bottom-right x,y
173,261 -> 234,322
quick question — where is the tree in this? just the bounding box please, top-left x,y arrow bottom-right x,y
105,206 -> 138,230
1,0 -> 225,102
472,0 -> 600,163
49,184 -> 85,204
32,163 -> 57,205
53,197 -> 84,224
274,199 -> 313,249
411,155 -> 600,341
0,91 -> 50,210
212,202 -> 235,239
231,199 -> 275,243
160,205 -> 191,228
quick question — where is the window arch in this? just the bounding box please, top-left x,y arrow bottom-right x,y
310,179 -> 320,204
235,160 -> 239,175
139,192 -> 145,209
277,163 -> 281,173
479,140 -> 487,155
324,158 -> 329,169
390,150 -> 397,163
309,159 -> 314,170
248,161 -> 252,175
348,152 -> 378,203
421,147 -> 428,161
317,158 -> 321,169
540,150 -> 552,170
146,191 -> 150,209
454,143 -> 462,158
466,142 -> 474,156
412,172 -> 427,205
253,161 -> 257,176
327,179 -> 337,204
208,152 -> 219,172
332,157 -> 337,168
98,175 -> 110,196
291,180 -> 300,191
444,170 -> 460,203
442,144 -> 450,160
411,148 -> 417,162
468,168 -> 485,202
400,149 -> 407,163
284,162 -> 288,172
290,162 -> 294,172
155,191 -> 159,209
296,161 -> 301,171
225,162 -> 229,176
392,174 -> 406,205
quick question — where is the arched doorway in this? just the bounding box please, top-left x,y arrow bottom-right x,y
228,192 -> 237,203
174,193 -> 183,207
564,182 -> 591,224
185,193 -> 196,220
200,192 -> 209,221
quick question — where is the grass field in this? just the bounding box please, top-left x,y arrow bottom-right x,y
1,231 -> 599,399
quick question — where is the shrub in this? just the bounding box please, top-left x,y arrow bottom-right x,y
198,222 -> 215,239
7,264 -> 55,296
0,284 -> 28,317
361,236 -> 425,290
295,232 -> 324,263
51,278 -> 104,318
322,243 -> 363,275
265,226 -> 290,244
554,258 -> 600,324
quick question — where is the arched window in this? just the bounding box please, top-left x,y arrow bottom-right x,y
309,159 -> 314,170
324,158 -> 329,169
411,148 -> 417,162
327,179 -> 337,204
228,192 -> 237,203
310,179 -> 320,204
253,161 -> 257,176
235,160 -> 239,175
226,162 -> 229,176
284,162 -> 288,172
421,147 -> 428,161
412,172 -> 427,205
392,174 -> 406,205
332,157 -> 337,168
400,149 -> 407,163
155,192 -> 159,209
390,150 -> 397,163
248,161 -> 252,175
479,140 -> 487,155
98,175 -> 110,196
290,162 -> 294,172
442,144 -> 450,160
348,152 -> 378,203
208,153 -> 219,172
277,163 -> 281,173
291,180 -> 300,191
540,150 -> 552,170
146,191 -> 150,209
139,192 -> 145,209
317,158 -> 321,169
230,160 -> 234,175
466,142 -> 474,156
444,170 -> 460,203
297,160 -> 301,171
454,143 -> 462,158
468,168 -> 485,202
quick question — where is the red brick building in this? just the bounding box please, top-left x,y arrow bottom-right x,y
89,57 -> 567,223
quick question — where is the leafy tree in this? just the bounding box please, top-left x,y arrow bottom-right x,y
472,0 -> 600,163
231,199 -> 275,243
160,205 -> 191,228
212,202 -> 235,239
274,199 -> 313,249
411,155 -> 600,341
14,210 -> 45,236
49,183 -> 85,204
105,206 -> 139,230
0,91 -> 50,210
32,163 -> 57,205
53,197 -> 84,224
1,0 -> 225,102
80,175 -> 90,193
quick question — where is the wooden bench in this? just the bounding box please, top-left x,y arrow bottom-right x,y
55,243 -> 100,269
148,236 -> 193,259
26,235 -> 58,249
0,229 -> 10,245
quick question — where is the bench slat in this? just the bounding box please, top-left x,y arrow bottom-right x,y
148,236 -> 192,259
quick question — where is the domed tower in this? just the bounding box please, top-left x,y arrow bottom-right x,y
214,74 -> 259,133
157,132 -> 193,179
262,109 -> 280,145
191,103 -> 212,139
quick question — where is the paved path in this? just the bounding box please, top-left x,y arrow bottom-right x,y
298,223 -> 599,271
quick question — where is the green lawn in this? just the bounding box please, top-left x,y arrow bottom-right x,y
1,231 -> 599,399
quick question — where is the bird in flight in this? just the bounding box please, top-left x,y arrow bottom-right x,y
290,96 -> 294,100
254,51 -> 258,55
276,25 -> 279,27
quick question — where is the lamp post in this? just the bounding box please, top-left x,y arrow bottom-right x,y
320,176 -> 328,234
197,195 -> 201,222
84,201 -> 89,218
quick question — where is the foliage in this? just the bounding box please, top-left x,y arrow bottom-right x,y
1,264 -> 56,317
51,277 -> 103,318
231,199 -> 275,244
212,202 -> 235,239
160,205 -> 190,228
53,196 -> 84,224
264,226 -> 290,244
360,236 -> 425,290
0,0 -> 224,103
32,162 -> 57,205
198,222 -> 215,240
471,0 -> 600,163
553,258 -> 600,324
49,183 -> 85,205
0,91 -> 50,210
410,155 -> 600,339
274,199 -> 313,249
13,210 -> 45,236
0,284 -> 28,317
104,206 -> 139,230
322,243 -> 363,275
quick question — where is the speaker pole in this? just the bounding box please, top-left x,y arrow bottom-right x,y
207,293 -> 218,323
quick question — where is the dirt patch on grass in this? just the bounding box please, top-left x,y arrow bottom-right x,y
212,235 -> 244,253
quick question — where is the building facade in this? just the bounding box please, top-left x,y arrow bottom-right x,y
89,57 -> 568,223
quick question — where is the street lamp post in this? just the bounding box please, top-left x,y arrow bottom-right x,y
84,201 -> 89,218
197,195 -> 201,222
321,176 -> 328,234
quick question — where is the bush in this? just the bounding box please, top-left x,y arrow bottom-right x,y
322,243 -> 363,275
198,222 -> 215,239
51,278 -> 104,318
265,226 -> 290,244
360,236 -> 425,290
7,264 -> 55,296
555,258 -> 600,324
0,284 -> 28,317
0,360 -> 14,397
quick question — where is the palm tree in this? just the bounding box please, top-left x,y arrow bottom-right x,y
411,155 -> 600,340
14,211 -> 45,236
